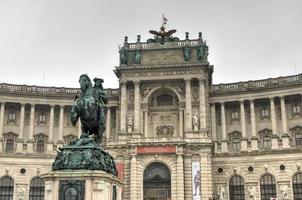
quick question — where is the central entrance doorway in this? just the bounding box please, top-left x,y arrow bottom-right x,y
143,162 -> 171,200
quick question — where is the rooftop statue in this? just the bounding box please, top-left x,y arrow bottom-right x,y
147,15 -> 179,44
52,74 -> 117,176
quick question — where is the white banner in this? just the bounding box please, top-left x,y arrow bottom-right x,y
192,161 -> 201,200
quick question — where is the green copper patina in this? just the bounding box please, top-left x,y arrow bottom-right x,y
52,74 -> 117,176
183,47 -> 191,62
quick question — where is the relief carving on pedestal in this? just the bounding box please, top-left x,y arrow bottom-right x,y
192,110 -> 199,131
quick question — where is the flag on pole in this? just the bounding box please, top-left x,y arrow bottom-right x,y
162,14 -> 168,26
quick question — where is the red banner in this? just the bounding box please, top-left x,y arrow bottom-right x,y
137,146 -> 176,154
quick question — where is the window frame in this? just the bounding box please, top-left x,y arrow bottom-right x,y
229,175 -> 245,200
29,177 -> 45,200
260,174 -> 277,200
293,172 -> 302,200
0,176 -> 14,200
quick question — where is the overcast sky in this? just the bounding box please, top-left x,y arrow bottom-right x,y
0,0 -> 301,88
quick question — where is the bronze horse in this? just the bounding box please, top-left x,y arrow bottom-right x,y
70,74 -> 107,143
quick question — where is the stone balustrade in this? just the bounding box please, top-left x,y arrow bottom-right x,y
210,73 -> 302,94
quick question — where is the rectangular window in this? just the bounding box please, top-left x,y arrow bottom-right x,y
5,139 -> 14,152
231,111 -> 239,120
263,135 -> 272,149
36,140 -> 45,153
293,105 -> 301,114
39,114 -> 46,122
232,138 -> 241,152
296,134 -> 302,146
261,108 -> 270,119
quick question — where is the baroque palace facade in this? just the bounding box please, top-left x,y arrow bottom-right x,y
0,29 -> 302,200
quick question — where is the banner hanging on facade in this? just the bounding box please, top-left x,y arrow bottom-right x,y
192,161 -> 201,200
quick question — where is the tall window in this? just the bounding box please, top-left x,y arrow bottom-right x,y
29,177 -> 45,200
143,162 -> 171,200
0,176 -> 14,200
293,173 -> 302,200
292,104 -> 301,116
291,126 -> 302,146
7,112 -> 16,123
229,131 -> 241,152
260,174 -> 276,200
259,129 -> 272,149
231,110 -> 239,122
260,108 -> 270,120
229,176 -> 245,200
34,133 -> 48,153
5,139 -> 14,153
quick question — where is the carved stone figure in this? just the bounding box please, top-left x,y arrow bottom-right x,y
197,45 -> 205,61
127,115 -> 133,132
248,186 -> 256,200
148,26 -> 179,44
218,186 -> 225,200
120,47 -> 128,65
183,47 -> 191,62
192,110 -> 199,131
134,49 -> 141,64
280,185 -> 288,200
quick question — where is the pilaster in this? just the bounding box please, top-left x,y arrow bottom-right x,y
29,103 -> 35,140
240,100 -> 247,151
120,81 -> 127,132
176,153 -> 185,200
185,78 -> 192,131
106,106 -> 111,139
199,79 -> 206,129
0,102 -> 6,139
58,105 -> 64,142
133,80 -> 140,132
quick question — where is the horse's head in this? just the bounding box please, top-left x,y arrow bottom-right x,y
79,74 -> 92,93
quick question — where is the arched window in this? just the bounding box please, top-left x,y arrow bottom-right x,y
29,177 -> 45,200
156,94 -> 174,106
0,176 -> 14,200
143,162 -> 171,200
293,173 -> 302,200
229,175 -> 245,200
260,174 -> 276,200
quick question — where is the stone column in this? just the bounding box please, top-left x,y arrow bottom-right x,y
199,79 -> 206,129
200,153 -> 213,200
17,103 -> 25,153
144,110 -> 149,137
210,103 -> 218,153
250,100 -> 258,151
0,102 -> 5,152
48,105 -> 55,142
0,102 -> 6,139
18,103 -> 25,139
179,109 -> 184,137
28,103 -> 35,153
270,97 -> 278,149
58,105 -> 64,143
134,80 -> 140,131
185,78 -> 192,131
130,154 -> 137,200
47,104 -> 55,153
176,154 -> 184,200
239,100 -> 248,151
120,81 -> 127,132
106,106 -> 111,139
280,96 -> 290,148
220,102 -> 228,152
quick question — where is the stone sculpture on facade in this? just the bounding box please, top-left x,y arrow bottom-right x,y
127,115 -> 133,132
183,47 -> 191,62
280,185 -> 288,200
52,74 -> 117,176
193,110 -> 199,131
248,186 -> 256,200
119,46 -> 128,65
197,45 -> 205,61
134,49 -> 141,64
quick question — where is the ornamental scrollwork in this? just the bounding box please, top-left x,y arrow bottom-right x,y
156,125 -> 174,137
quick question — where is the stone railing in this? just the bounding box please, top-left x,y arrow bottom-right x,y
127,39 -> 201,50
210,74 -> 302,94
0,83 -> 119,98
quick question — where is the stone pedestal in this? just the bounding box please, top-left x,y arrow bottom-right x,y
42,170 -> 122,200
27,141 -> 34,153
240,138 -> 248,152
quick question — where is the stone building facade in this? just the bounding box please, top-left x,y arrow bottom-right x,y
0,29 -> 301,200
